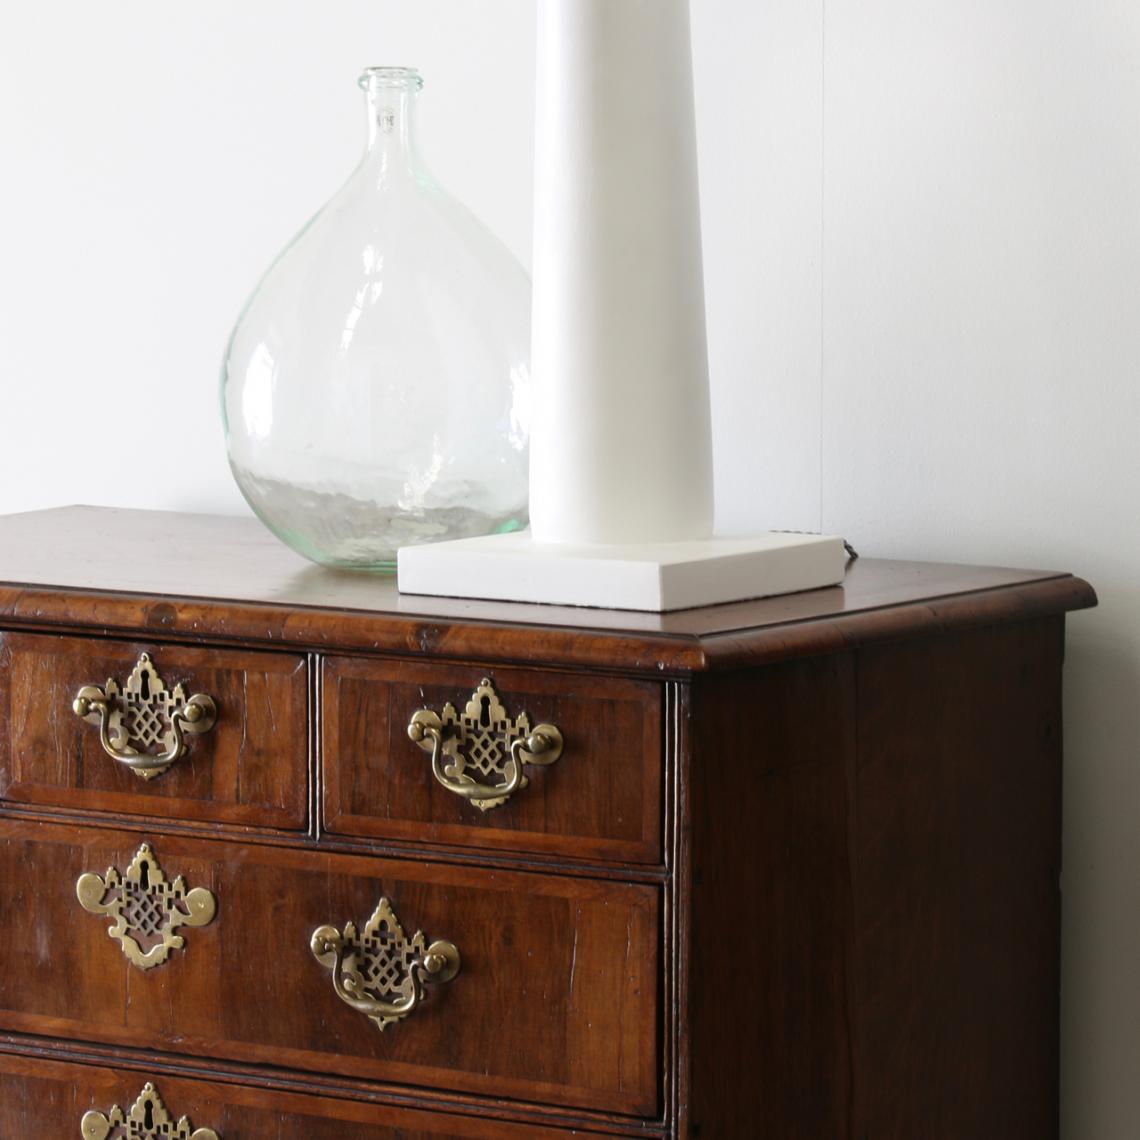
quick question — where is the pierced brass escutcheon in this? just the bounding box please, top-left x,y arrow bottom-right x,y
77,842 -> 216,971
73,652 -> 217,779
407,677 -> 563,810
81,1081 -> 219,1139
311,896 -> 460,1033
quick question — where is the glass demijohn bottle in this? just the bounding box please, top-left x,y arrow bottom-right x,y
221,67 -> 531,569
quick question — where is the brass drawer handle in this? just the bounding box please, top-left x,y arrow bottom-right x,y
407,677 -> 563,811
77,842 -> 216,971
81,1080 -> 219,1139
73,652 -> 217,779
311,897 -> 460,1033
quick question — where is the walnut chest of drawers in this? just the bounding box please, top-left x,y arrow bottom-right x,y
0,507 -> 1095,1138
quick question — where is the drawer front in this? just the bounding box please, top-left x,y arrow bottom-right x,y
323,658 -> 663,863
0,819 -> 661,1117
0,1053 -> 629,1137
0,632 -> 309,830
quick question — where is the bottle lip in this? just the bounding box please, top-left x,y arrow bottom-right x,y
359,66 -> 424,92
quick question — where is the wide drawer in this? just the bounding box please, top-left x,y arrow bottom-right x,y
0,1052 -> 630,1136
323,658 -> 663,864
0,819 -> 660,1118
0,632 -> 309,831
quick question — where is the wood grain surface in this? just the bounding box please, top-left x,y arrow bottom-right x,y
0,1051 -> 630,1137
679,618 -> 1066,1138
0,507 -> 1095,674
0,818 -> 660,1118
683,652 -> 855,1137
848,619 -> 1064,1139
0,507 -> 1098,1135
324,656 -> 664,863
0,631 -> 309,830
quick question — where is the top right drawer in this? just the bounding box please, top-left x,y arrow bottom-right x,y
322,657 -> 664,865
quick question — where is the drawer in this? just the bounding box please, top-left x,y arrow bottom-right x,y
0,632 -> 309,830
323,658 -> 663,864
0,819 -> 661,1118
0,1053 -> 630,1137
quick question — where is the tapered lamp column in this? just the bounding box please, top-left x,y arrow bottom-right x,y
397,0 -> 847,610
529,0 -> 714,545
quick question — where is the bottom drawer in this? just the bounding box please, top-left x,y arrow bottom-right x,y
0,1051 -> 627,1136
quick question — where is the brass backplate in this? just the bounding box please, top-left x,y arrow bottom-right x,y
76,842 -> 216,970
81,1080 -> 219,1139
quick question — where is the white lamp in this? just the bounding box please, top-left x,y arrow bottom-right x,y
398,0 -> 845,611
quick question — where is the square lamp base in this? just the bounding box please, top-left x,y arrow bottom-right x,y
397,531 -> 847,613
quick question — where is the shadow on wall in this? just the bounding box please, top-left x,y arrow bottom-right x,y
1060,586 -> 1140,1137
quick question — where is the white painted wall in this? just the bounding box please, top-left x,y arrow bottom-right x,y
822,6 -> 1140,1137
1,2 -> 1136,1134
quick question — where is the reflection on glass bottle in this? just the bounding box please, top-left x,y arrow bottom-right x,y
221,67 -> 530,570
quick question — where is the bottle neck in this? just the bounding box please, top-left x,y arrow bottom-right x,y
360,69 -> 423,184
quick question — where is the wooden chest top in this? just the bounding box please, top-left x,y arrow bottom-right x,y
0,506 -> 1095,673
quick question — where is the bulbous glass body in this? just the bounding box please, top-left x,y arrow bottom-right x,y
222,67 -> 530,569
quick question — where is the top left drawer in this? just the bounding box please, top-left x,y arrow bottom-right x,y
0,632 -> 309,831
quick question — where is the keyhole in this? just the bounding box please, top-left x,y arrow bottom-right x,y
144,1099 -> 154,1128
480,695 -> 491,727
140,671 -> 150,700
139,861 -> 150,889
